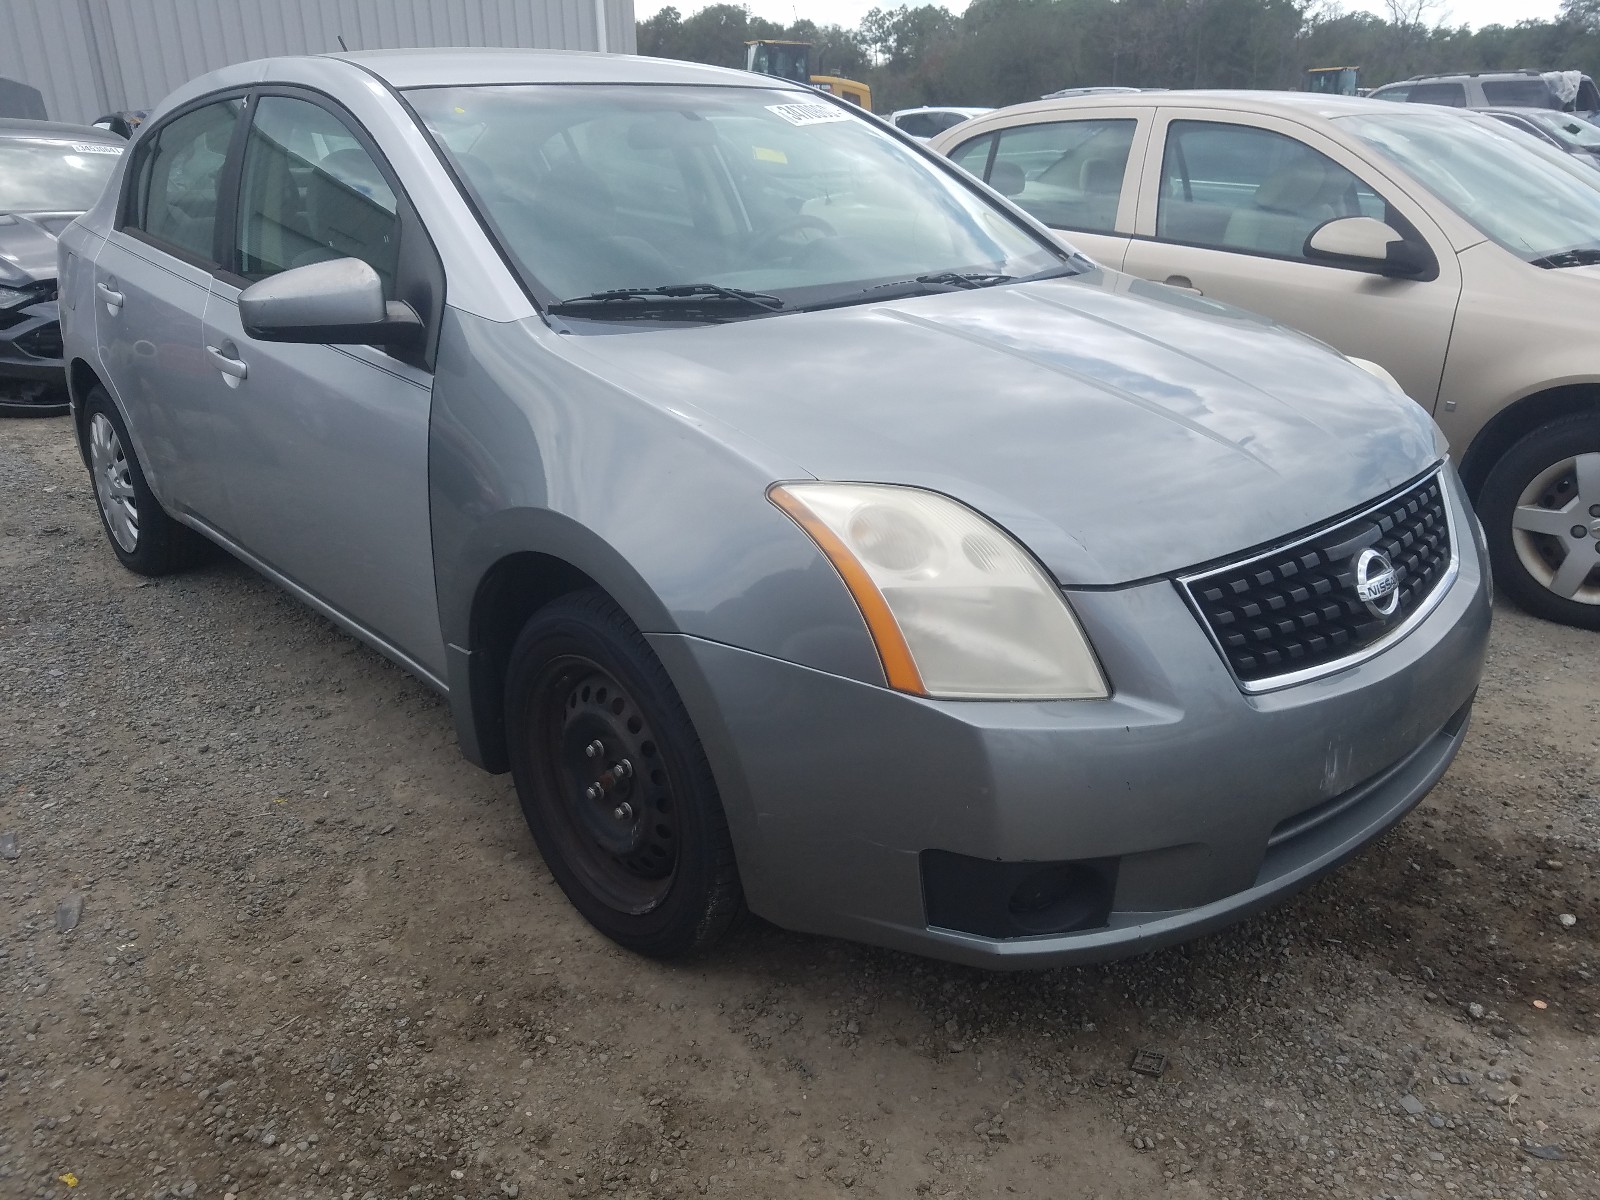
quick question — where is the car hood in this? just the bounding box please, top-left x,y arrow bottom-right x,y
578,270 -> 1440,586
0,212 -> 76,286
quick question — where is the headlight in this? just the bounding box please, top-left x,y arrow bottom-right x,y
770,482 -> 1108,700
0,285 -> 31,309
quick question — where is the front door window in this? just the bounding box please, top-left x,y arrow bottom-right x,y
234,95 -> 400,296
1156,121 -> 1385,261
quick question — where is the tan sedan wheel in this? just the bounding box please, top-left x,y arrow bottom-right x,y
1480,415 -> 1600,629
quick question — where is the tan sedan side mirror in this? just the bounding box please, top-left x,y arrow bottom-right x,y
1304,216 -> 1432,279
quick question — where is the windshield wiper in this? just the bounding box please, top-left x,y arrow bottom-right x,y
1528,247 -> 1600,269
547,283 -> 787,318
915,271 -> 1015,289
798,262 -> 1081,313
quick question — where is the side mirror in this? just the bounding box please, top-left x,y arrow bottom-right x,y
239,257 -> 423,348
1304,216 -> 1431,278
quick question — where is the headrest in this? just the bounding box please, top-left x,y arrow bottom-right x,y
989,160 -> 1025,197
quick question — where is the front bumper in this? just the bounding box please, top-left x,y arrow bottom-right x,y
0,297 -> 65,380
650,470 -> 1492,969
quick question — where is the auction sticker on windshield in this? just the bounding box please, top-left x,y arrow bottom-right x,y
767,102 -> 851,126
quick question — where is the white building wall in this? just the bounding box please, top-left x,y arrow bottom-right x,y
0,0 -> 636,125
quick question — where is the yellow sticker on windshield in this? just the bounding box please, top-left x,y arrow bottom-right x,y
753,146 -> 788,164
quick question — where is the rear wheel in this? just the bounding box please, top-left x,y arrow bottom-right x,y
1478,414 -> 1600,629
505,589 -> 743,957
83,386 -> 204,576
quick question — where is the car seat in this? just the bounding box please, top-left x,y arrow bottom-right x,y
1222,157 -> 1354,258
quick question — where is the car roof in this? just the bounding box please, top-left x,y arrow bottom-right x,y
331,47 -> 783,91
1386,70 -> 1553,82
0,117 -> 125,143
1474,105 -> 1576,117
893,106 -> 991,117
976,89 -> 1436,122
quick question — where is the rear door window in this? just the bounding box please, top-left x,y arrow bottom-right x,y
125,98 -> 243,262
895,112 -> 942,139
948,133 -> 994,179
981,119 -> 1135,233
930,111 -> 975,134
1407,82 -> 1467,107
1481,79 -> 1557,107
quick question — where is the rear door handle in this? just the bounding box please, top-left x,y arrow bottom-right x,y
97,281 -> 125,310
1163,275 -> 1203,295
205,344 -> 249,381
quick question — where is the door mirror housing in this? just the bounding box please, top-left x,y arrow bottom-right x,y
1304,216 -> 1431,278
239,258 -> 423,348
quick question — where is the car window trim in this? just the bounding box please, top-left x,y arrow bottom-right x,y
114,86 -> 253,272
219,82 -> 446,372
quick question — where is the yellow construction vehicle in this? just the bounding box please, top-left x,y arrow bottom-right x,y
745,40 -> 873,111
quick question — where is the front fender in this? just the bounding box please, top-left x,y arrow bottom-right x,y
429,308 -> 888,715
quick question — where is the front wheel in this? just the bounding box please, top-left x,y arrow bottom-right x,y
1478,414 -> 1600,629
504,589 -> 743,957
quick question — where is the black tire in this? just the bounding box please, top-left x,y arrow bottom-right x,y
505,588 -> 743,958
1478,413 -> 1600,630
82,385 -> 204,576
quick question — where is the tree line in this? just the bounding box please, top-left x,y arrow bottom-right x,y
637,0 -> 1600,113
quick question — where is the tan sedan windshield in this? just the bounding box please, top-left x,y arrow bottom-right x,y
1342,111 -> 1600,261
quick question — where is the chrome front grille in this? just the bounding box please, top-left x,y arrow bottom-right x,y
1181,469 -> 1456,690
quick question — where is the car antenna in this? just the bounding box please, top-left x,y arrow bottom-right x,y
337,34 -> 349,51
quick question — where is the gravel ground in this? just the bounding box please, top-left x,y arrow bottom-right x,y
2,413 -> 1597,1200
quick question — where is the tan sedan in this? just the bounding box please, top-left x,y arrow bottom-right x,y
933,92 -> 1600,628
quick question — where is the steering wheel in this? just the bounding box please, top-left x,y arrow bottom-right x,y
747,214 -> 838,259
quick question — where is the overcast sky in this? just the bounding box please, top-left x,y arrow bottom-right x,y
635,1 -> 1563,33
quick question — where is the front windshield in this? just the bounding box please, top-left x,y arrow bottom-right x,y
1524,109 -> 1600,149
406,84 -> 1069,315
1341,110 -> 1600,261
0,137 -> 122,213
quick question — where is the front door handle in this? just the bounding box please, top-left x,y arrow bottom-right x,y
1163,275 -> 1203,295
97,281 -> 125,310
205,344 -> 249,381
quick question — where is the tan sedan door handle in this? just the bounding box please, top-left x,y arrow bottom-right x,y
1163,275 -> 1203,295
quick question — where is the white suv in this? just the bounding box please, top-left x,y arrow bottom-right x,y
888,106 -> 991,139
1369,71 -> 1600,117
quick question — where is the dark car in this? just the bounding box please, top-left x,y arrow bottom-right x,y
1477,106 -> 1600,170
91,110 -> 149,139
0,118 -> 124,415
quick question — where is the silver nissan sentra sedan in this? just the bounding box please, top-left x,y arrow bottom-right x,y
57,49 -> 1491,968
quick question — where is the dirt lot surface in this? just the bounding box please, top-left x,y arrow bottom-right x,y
2,414 -> 1597,1200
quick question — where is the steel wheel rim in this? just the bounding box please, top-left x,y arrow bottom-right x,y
1509,452 -> 1600,606
89,412 -> 139,553
530,655 -> 679,915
